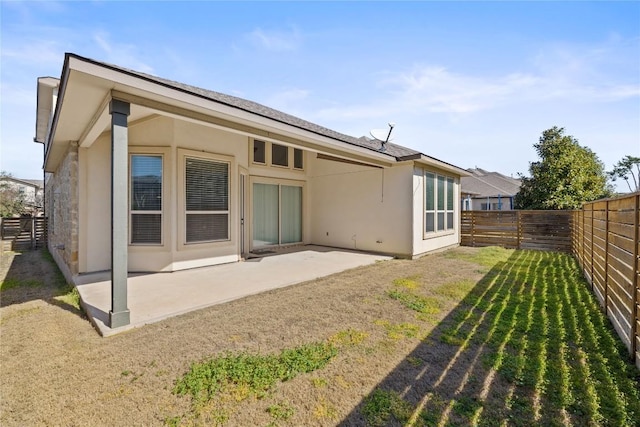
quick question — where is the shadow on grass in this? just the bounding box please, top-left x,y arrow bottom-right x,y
339,250 -> 640,426
0,248 -> 84,318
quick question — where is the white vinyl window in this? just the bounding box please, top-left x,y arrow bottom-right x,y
130,155 -> 162,244
185,157 -> 229,243
425,171 -> 455,235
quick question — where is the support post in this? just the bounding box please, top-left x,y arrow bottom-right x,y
109,99 -> 130,328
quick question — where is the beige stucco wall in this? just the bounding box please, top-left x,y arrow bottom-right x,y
308,157 -> 413,256
80,116 -> 315,273
46,142 -> 79,282
74,113 -> 461,274
412,166 -> 461,256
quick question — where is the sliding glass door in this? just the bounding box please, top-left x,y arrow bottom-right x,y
252,182 -> 302,248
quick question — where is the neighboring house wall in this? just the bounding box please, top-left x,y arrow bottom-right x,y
460,168 -> 520,211
0,177 -> 43,215
46,142 -> 79,281
470,196 -> 514,211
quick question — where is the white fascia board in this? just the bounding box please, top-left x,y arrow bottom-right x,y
43,63 -> 71,171
412,155 -> 470,177
35,77 -> 60,143
67,57 -> 396,165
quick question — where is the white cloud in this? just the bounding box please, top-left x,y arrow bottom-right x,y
264,88 -> 310,112
315,37 -> 639,123
246,26 -> 301,52
1,38 -> 64,67
93,31 -> 154,73
0,82 -> 35,108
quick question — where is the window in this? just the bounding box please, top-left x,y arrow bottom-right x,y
447,177 -> 454,229
425,172 -> 435,233
272,143 -> 288,167
425,171 -> 455,235
251,139 -> 304,171
185,157 -> 229,243
130,155 -> 162,244
253,140 -> 266,164
294,148 -> 303,169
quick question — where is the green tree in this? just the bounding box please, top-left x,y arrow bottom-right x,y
608,155 -> 640,193
514,127 -> 611,210
0,171 -> 28,217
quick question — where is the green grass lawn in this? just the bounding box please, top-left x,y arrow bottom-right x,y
366,249 -> 640,427
165,247 -> 640,426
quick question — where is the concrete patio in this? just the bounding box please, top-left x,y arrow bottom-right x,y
75,245 -> 391,336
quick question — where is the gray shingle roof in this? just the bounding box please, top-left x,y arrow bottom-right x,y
79,55 -> 420,160
461,168 -> 521,197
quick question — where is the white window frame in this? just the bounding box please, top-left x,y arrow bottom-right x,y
179,149 -> 232,246
250,176 -> 305,250
250,138 -> 304,172
424,170 -> 456,238
129,153 -> 164,246
252,139 -> 266,165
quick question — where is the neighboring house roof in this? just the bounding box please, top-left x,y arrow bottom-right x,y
0,176 -> 44,190
41,53 -> 467,176
461,168 -> 521,198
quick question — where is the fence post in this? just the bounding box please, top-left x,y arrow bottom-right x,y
31,217 -> 35,250
631,194 -> 639,363
516,210 -> 521,250
470,212 -> 475,247
604,200 -> 609,316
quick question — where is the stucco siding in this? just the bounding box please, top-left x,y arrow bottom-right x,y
308,157 -> 413,256
79,116 -> 252,274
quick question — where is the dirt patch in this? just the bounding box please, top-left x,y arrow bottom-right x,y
0,247 -> 541,425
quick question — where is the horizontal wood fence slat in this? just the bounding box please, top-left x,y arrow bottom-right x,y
461,193 -> 640,369
461,210 -> 572,252
1,217 -> 47,250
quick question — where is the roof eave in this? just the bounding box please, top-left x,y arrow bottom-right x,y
404,154 -> 470,176
55,54 -> 397,168
65,54 -> 397,165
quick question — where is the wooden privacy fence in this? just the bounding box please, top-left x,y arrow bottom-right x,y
0,217 -> 48,250
572,193 -> 640,369
460,210 -> 572,252
460,196 -> 640,368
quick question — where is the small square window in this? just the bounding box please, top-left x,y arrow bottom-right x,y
294,148 -> 303,169
272,144 -> 288,167
253,140 -> 266,164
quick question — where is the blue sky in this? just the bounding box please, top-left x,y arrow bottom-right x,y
1,1 -> 638,190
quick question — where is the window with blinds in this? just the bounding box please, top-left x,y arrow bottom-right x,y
425,171 -> 456,236
185,157 -> 229,243
130,155 -> 162,244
